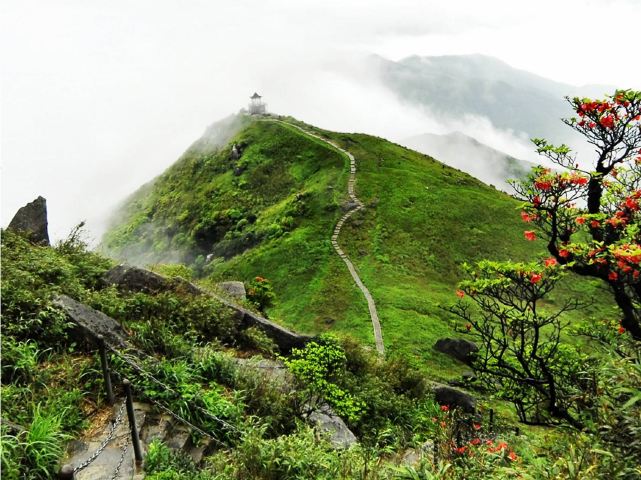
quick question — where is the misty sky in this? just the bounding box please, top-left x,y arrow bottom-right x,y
2,0 -> 640,242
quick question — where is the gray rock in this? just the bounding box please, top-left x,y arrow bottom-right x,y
232,357 -> 294,391
433,384 -> 476,413
307,404 -> 357,448
102,264 -> 201,295
101,265 -> 313,353
435,338 -> 478,364
400,440 -> 435,466
7,196 -> 50,245
54,295 -> 128,349
218,281 -> 246,300
231,144 -> 240,160
341,200 -> 360,212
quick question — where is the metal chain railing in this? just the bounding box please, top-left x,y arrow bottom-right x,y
108,355 -> 226,448
60,331 -> 242,478
71,400 -> 126,474
110,434 -> 131,480
107,344 -> 240,434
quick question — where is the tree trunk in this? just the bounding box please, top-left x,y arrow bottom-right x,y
612,283 -> 641,340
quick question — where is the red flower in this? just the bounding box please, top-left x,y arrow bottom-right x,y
535,180 -> 552,191
508,451 -> 518,461
456,289 -> 465,298
470,437 -> 481,445
440,405 -> 449,412
618,326 -> 626,334
625,198 -> 639,211
524,230 -> 536,241
454,446 -> 467,454
573,176 -> 588,185
600,115 -> 615,128
590,220 -> 600,228
530,273 -> 542,284
473,423 -> 481,431
465,323 -> 472,332
544,257 -> 557,268
559,249 -> 570,258
576,217 -> 586,225
532,195 -> 542,206
609,271 -> 619,281
520,211 -> 532,222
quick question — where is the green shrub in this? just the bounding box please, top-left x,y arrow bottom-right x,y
246,276 -> 275,313
284,334 -> 364,422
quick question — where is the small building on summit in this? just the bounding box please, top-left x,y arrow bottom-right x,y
248,92 -> 267,115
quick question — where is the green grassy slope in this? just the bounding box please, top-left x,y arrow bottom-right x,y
103,115 -> 613,378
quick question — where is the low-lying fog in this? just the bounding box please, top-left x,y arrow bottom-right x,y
2,0 -> 639,243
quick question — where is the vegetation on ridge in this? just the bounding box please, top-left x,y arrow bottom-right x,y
102,115 -> 612,375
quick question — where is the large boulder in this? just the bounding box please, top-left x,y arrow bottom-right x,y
54,295 -> 128,348
102,265 -> 313,353
7,196 -> 50,245
218,281 -> 246,300
102,264 -> 201,295
307,404 -> 357,448
434,338 -> 478,364
432,384 -> 476,413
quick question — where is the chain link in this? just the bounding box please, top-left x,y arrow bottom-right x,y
110,434 -> 130,480
145,396 -> 225,446
110,403 -> 145,480
73,400 -> 126,473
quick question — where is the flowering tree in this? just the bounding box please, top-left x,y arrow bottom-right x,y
512,89 -> 641,339
448,260 -> 586,426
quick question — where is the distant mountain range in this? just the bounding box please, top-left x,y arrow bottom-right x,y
373,54 -> 613,145
402,131 -> 536,191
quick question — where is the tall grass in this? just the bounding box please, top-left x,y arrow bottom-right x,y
1,404 -> 69,480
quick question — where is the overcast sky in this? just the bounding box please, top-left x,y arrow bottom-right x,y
2,0 -> 640,242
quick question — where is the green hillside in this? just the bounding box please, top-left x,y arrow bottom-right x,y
102,115 -> 611,376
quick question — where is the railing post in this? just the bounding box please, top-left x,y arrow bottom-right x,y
97,334 -> 114,405
123,379 -> 143,464
59,464 -> 74,479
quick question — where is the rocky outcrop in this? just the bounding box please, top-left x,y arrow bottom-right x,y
54,295 -> 129,348
102,265 -> 201,295
218,281 -> 246,300
234,357 -> 357,448
306,404 -> 357,448
101,265 -> 313,353
432,384 -> 476,413
7,196 -> 50,245
435,338 -> 478,364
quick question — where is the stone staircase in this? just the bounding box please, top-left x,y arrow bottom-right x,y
64,400 -> 214,479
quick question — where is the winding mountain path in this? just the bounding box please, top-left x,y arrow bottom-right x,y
261,118 -> 384,355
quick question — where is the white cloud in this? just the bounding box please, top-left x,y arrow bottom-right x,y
1,0 -> 638,241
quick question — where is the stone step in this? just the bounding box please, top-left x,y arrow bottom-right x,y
187,437 -> 213,465
140,413 -> 173,445
67,401 -> 147,480
165,422 -> 193,452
